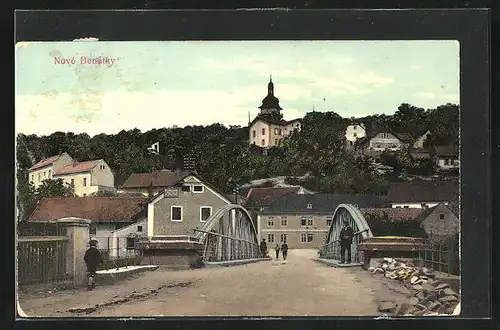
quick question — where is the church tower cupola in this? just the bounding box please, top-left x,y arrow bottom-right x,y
259,74 -> 283,114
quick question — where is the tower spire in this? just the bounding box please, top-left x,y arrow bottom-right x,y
270,74 -> 272,83
267,74 -> 274,96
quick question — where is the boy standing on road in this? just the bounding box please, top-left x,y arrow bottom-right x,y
260,238 -> 267,258
275,244 -> 280,260
84,239 -> 102,291
281,241 -> 288,260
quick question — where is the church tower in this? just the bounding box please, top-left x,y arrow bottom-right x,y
258,75 -> 283,118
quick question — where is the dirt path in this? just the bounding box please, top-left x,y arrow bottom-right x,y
18,250 -> 409,317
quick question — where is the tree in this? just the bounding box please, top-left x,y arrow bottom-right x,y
35,179 -> 76,199
90,190 -> 119,197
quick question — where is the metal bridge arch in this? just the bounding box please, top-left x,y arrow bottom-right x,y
320,204 -> 374,263
194,204 -> 261,262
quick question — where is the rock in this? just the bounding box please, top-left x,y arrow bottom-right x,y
405,305 -> 417,315
422,283 -> 435,294
442,288 -> 457,296
410,276 -> 419,284
412,284 -> 423,291
408,297 -> 420,305
435,283 -> 450,290
415,303 -> 427,311
68,306 -> 96,314
382,264 -> 388,269
383,257 -> 394,263
439,295 -> 459,303
387,264 -> 396,271
412,309 -> 428,316
421,293 -> 437,305
378,301 -> 396,313
394,302 -> 411,316
368,267 -> 375,272
427,301 -> 441,311
416,291 -> 425,300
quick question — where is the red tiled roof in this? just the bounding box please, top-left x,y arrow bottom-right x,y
29,155 -> 60,171
360,208 -> 425,222
27,196 -> 148,223
121,169 -> 192,188
387,180 -> 459,203
53,160 -> 100,175
244,187 -> 300,208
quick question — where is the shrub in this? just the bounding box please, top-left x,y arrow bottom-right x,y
97,256 -> 141,271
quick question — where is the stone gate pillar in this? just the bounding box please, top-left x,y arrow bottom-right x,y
58,217 -> 91,286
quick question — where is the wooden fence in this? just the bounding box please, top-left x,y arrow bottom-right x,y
419,234 -> 460,275
17,236 -> 69,285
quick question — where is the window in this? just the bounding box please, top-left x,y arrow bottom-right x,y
252,141 -> 256,145
252,130 -> 256,138
70,178 -> 75,186
171,206 -> 183,221
181,185 -> 191,192
353,125 -> 357,130
301,217 -> 307,226
100,165 -> 105,170
353,133 -> 357,137
301,234 -> 307,242
83,178 -> 87,186
326,217 -> 332,227
48,170 -> 51,178
404,206 -> 409,209
31,175 -> 34,182
280,217 -> 287,226
307,203 -> 313,209
307,234 -> 314,243
83,194 -> 87,197
280,234 -> 287,243
267,234 -> 274,243
439,213 -> 445,220
137,225 -> 143,232
262,128 -> 265,135
126,237 -> 135,250
200,207 -> 212,222
307,217 -> 313,226
90,224 -> 97,235
275,139 -> 278,145
444,158 -> 450,165
267,217 -> 274,227
261,139 -> 265,146
38,173 -> 41,182
193,185 -> 204,193
43,171 -> 46,178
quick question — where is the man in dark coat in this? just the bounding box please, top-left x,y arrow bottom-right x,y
339,220 -> 354,264
84,240 -> 103,290
281,241 -> 288,260
260,238 -> 267,257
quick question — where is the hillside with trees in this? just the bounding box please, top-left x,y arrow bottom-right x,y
16,103 -> 459,221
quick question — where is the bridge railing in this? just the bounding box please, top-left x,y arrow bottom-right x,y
318,229 -> 368,263
194,229 -> 261,262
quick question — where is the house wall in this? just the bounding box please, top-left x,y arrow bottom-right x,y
285,121 -> 301,135
90,223 -> 117,252
249,120 -> 271,147
436,156 -> 460,169
258,213 -> 332,249
29,153 -> 75,188
345,124 -> 366,142
413,131 -> 431,148
151,179 -> 230,236
391,202 -> 444,209
369,132 -> 401,151
90,160 -> 115,188
420,204 -> 459,238
55,172 -> 97,196
111,218 -> 147,258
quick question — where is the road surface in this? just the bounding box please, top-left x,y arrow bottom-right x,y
18,249 -> 409,317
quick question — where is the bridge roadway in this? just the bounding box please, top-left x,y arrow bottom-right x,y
18,250 -> 409,317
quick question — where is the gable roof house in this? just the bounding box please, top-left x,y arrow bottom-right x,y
28,152 -> 75,188
119,169 -> 192,196
413,202 -> 459,242
433,145 -> 460,170
388,180 -> 459,209
27,196 -> 148,257
257,194 -> 387,248
354,126 -> 408,154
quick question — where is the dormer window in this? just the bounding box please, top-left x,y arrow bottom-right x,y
307,203 -> 313,209
353,125 -> 357,130
193,185 -> 204,193
181,185 -> 191,192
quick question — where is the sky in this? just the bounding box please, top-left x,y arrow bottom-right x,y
15,40 -> 459,137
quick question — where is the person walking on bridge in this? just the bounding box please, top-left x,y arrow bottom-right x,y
275,244 -> 280,260
281,241 -> 288,260
340,220 -> 354,264
260,238 -> 268,258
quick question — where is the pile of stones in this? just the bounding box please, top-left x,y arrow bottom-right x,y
369,257 -> 459,316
